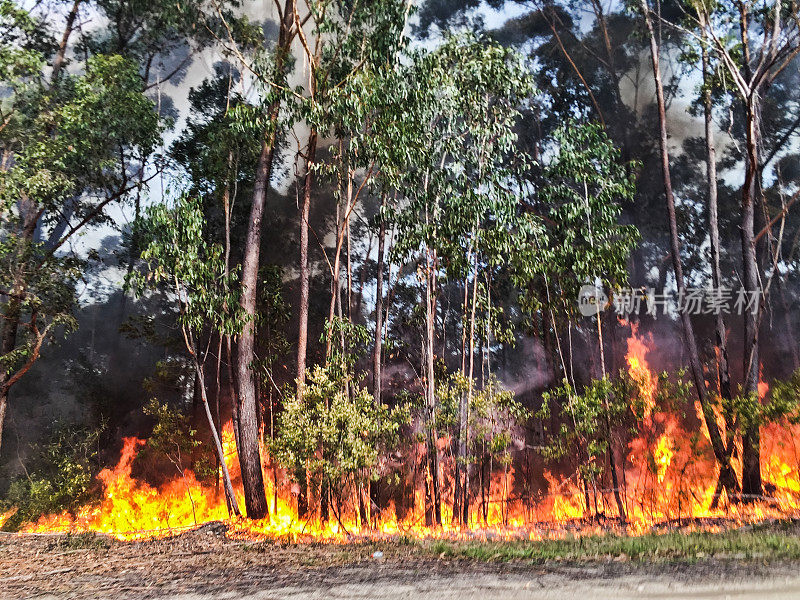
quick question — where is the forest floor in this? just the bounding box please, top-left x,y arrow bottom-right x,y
3,521 -> 800,599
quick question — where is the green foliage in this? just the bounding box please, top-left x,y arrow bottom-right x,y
516,121 -> 639,319
436,372 -> 526,468
768,369 -> 800,424
389,34 -> 536,276
140,398 -> 202,474
0,238 -> 81,377
132,194 -> 243,338
736,368 -> 800,430
0,1 -> 163,401
171,63 -> 261,200
0,0 -> 45,82
2,423 -> 104,530
273,364 -> 408,496
323,316 -> 371,374
538,374 -> 642,481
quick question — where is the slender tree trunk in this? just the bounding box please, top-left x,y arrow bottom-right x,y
373,194 -> 387,403
193,360 -> 240,517
453,255 -> 473,525
458,253 -> 480,526
51,0 -> 81,82
424,247 -> 442,527
700,28 -> 740,508
369,200 -> 388,525
641,0 -> 739,499
214,334 -> 223,491
296,131 -> 318,397
740,97 -> 763,500
595,304 -> 626,522
226,336 -> 241,452
736,4 -> 763,501
701,33 -> 733,413
234,0 -> 297,520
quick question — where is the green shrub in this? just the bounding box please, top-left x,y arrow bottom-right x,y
1,424 -> 103,531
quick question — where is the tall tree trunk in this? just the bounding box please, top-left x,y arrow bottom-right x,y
460,255 -> 480,526
234,0 -> 297,520
596,300 -> 626,522
737,5 -> 763,501
372,194 -> 387,403
701,35 -> 733,410
369,201 -> 388,525
424,247 -> 442,527
236,134 -> 275,521
296,131 -> 318,397
641,0 -> 739,499
740,97 -> 763,500
700,26 -> 739,508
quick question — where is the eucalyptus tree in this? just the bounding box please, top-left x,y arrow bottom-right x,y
312,0 -> 412,363
210,0 -> 410,519
170,62 -> 263,492
514,122 -> 638,520
690,0 -> 800,500
290,0 -> 411,398
222,0 -> 297,521
637,0 -> 800,502
0,2 -> 162,456
0,0 -> 248,461
518,122 -> 638,327
386,35 -> 533,526
638,0 -> 742,503
132,195 -> 242,516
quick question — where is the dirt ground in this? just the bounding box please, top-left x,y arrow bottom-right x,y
3,525 -> 800,599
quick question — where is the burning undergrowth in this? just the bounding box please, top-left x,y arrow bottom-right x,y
3,327 -> 800,543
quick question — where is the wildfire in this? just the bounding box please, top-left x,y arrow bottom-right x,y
653,434 -> 673,484
11,329 -> 800,542
626,324 -> 657,416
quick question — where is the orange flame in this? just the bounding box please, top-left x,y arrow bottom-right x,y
626,324 -> 657,417
16,331 -> 800,541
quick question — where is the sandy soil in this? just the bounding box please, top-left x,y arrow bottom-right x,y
2,525 -> 800,599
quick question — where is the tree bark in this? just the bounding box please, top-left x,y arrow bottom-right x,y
372,194 -> 387,403
51,0 -> 81,82
194,360 -> 240,516
700,25 -> 740,508
740,96 -> 763,500
296,131 -> 317,397
424,246 -> 442,527
701,30 -> 733,408
458,253 -> 480,526
234,0 -> 297,520
236,134 -> 275,521
737,4 -> 763,500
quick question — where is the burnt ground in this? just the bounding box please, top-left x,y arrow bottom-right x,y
2,524 -> 800,599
